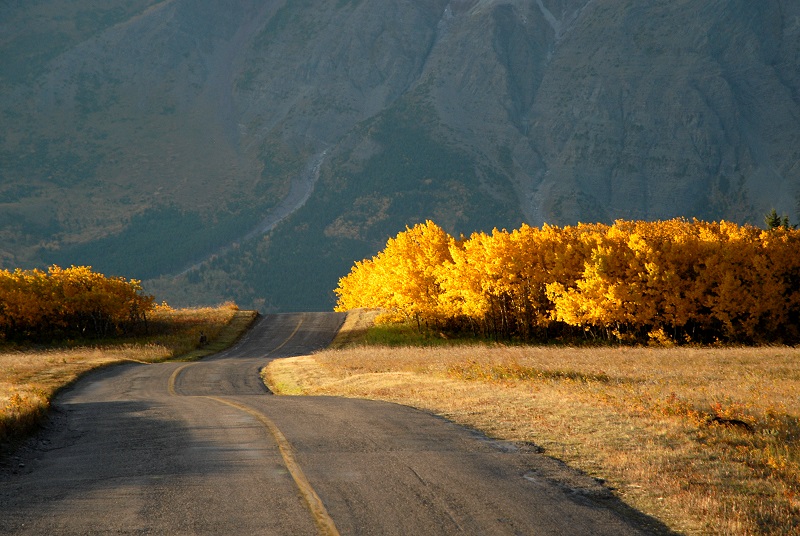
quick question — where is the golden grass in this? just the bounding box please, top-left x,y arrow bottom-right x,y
265,334 -> 800,535
0,304 -> 256,445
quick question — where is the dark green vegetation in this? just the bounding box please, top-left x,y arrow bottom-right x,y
764,208 -> 797,230
3,0 -> 800,311
151,96 -> 521,311
47,206 -> 262,280
353,321 -> 485,347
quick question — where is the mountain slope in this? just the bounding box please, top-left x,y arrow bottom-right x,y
2,0 -> 799,310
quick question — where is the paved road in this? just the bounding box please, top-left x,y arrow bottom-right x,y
1,313 -> 669,535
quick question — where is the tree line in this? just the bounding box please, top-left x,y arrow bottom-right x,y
334,219 -> 800,344
0,265 -> 154,340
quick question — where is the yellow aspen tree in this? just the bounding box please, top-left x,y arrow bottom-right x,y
508,225 -> 547,335
436,232 -> 493,328
758,226 -> 800,341
546,223 -> 620,336
691,222 -> 759,341
0,270 -> 10,336
334,258 -> 381,311
335,221 -> 453,327
548,220 -> 693,341
334,256 -> 399,321
0,266 -> 153,339
335,218 -> 800,343
381,220 -> 453,326
471,229 -> 517,337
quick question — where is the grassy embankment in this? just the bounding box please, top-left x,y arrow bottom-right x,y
264,310 -> 800,535
0,303 -> 257,447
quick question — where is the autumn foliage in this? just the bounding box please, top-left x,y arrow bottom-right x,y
335,219 -> 800,344
0,266 -> 155,340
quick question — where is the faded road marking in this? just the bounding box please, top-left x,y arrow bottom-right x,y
167,363 -> 191,396
206,396 -> 340,536
267,315 -> 304,355
165,319 -> 337,536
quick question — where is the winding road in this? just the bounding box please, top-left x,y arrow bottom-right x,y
1,313 -> 667,535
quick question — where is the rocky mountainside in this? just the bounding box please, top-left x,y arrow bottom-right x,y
2,0 -> 799,310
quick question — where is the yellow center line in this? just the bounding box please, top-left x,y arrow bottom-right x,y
165,316 -> 337,535
167,315 -> 304,394
167,363 -> 192,396
267,315 -> 304,356
205,396 -> 340,536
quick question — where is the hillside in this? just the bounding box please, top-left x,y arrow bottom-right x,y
2,0 -> 799,310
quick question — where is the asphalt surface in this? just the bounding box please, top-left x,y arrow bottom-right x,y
1,313 -> 671,535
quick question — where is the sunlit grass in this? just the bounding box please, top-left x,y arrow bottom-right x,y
265,314 -> 800,535
1,303 -> 255,445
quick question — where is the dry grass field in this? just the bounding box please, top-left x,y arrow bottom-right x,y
265,316 -> 800,535
0,304 -> 255,446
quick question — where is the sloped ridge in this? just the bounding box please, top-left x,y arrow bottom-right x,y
1,0 -> 799,311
